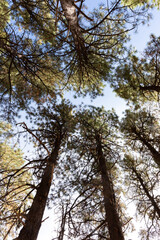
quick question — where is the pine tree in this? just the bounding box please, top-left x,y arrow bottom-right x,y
0,122 -> 33,239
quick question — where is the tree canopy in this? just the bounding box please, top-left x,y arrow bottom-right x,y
110,35 -> 160,103
0,122 -> 33,239
0,1 -> 160,240
0,0 -> 150,116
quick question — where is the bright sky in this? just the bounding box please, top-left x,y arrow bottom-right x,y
37,3 -> 160,240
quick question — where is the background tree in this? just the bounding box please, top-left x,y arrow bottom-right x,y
76,106 -> 125,240
110,35 -> 160,103
121,154 -> 160,240
15,100 -> 76,240
0,1 -> 160,240
0,0 -> 150,119
0,121 -> 33,240
120,106 -> 160,167
48,106 -> 130,240
122,0 -> 160,8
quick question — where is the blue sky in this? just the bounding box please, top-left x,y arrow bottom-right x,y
37,3 -> 160,240
65,3 -> 160,119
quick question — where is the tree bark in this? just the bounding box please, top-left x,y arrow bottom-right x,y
60,0 -> 87,62
96,134 -> 125,240
16,136 -> 62,240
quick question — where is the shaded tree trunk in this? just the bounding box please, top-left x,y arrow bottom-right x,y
16,136 -> 62,240
140,85 -> 160,93
96,134 -> 125,240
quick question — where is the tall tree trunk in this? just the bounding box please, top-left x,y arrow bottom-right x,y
60,0 -> 88,63
131,166 -> 160,218
16,136 -> 62,240
96,134 -> 125,240
132,128 -> 160,167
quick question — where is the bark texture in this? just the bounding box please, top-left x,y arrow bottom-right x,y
96,134 -> 125,240
16,136 -> 62,240
60,0 -> 87,62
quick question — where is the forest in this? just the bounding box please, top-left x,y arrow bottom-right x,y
0,0 -> 160,239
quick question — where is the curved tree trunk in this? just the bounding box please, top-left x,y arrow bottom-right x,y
96,134 -> 125,240
16,136 -> 62,240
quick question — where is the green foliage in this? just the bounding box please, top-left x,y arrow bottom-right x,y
77,105 -> 119,139
0,0 -> 150,118
122,154 -> 160,239
120,105 -> 160,169
122,0 -> 160,8
26,99 -> 76,154
48,106 -> 131,239
0,1 -> 159,239
119,105 -> 160,239
0,0 -> 10,34
110,35 -> 160,103
121,107 -> 157,136
0,122 -> 33,239
11,0 -> 57,45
